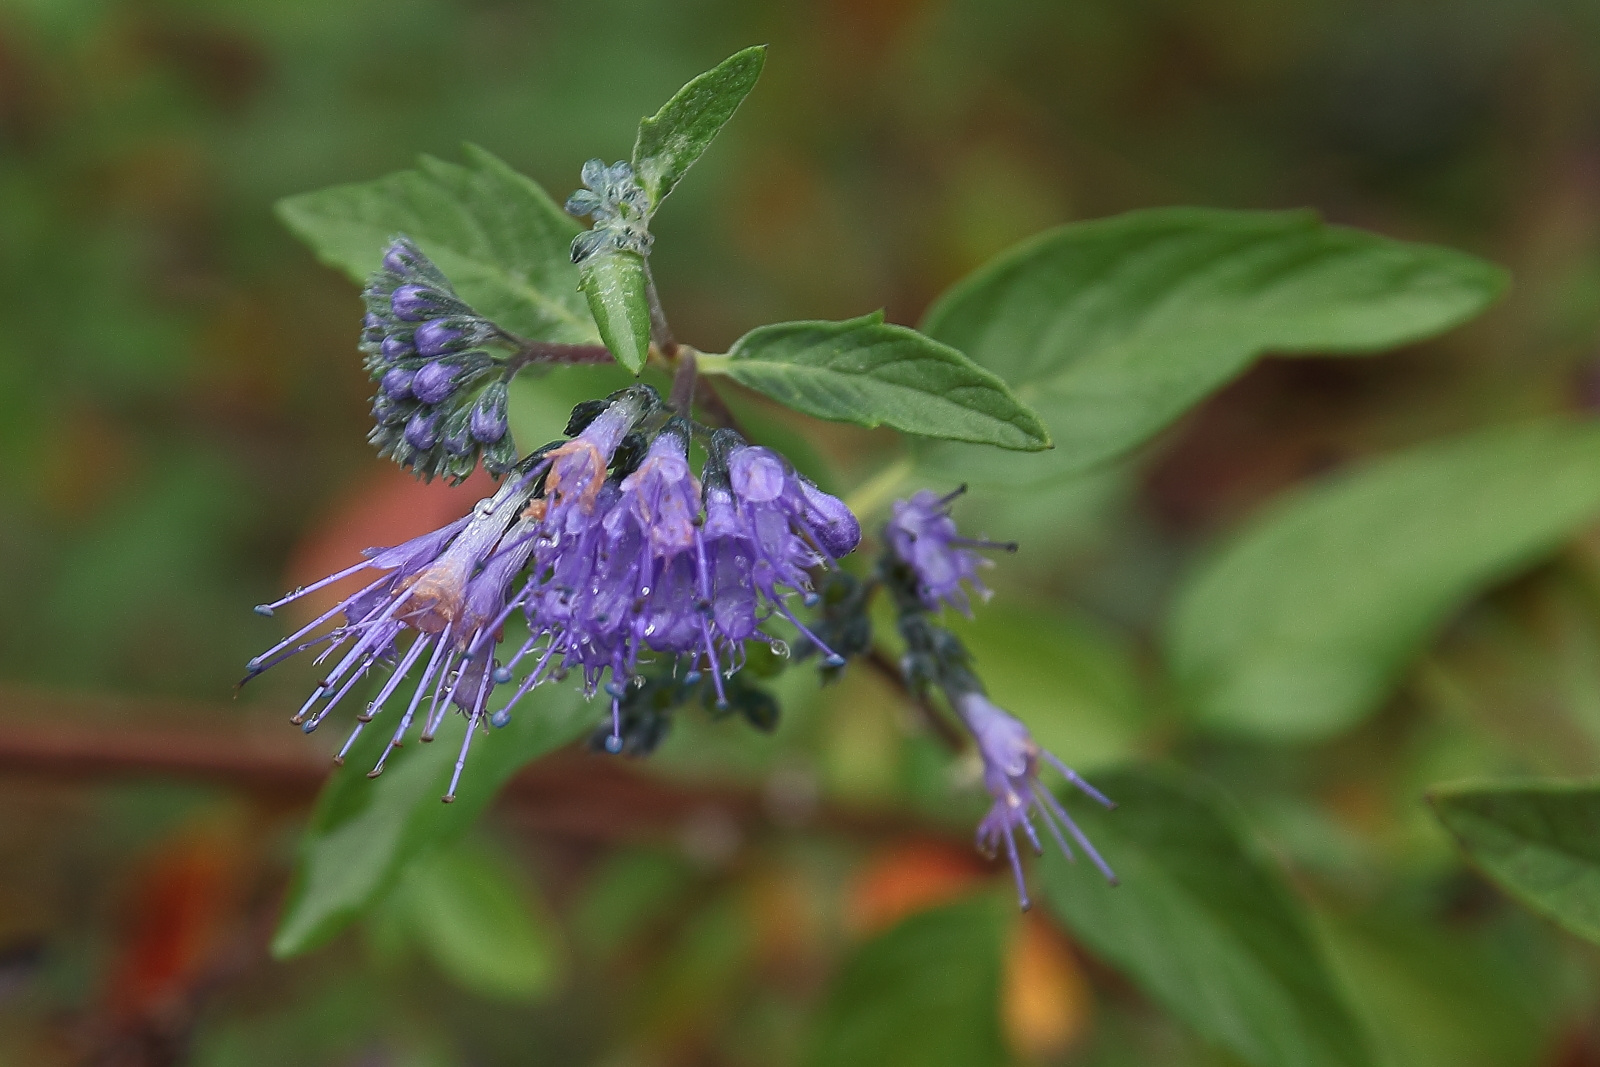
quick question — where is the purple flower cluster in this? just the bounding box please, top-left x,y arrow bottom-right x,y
361,237 -> 515,482
885,487 -> 1014,614
883,487 -> 1114,906
248,387 -> 860,796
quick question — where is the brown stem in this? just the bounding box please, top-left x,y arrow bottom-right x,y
644,262 -> 677,359
669,348 -> 698,416
505,339 -> 615,371
0,687 -> 959,843
863,649 -> 969,752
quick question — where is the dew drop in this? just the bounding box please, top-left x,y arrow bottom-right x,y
771,640 -> 790,659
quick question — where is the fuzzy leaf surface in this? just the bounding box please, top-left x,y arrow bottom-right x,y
632,45 -> 766,210
1043,766 -> 1373,1067
277,144 -> 597,344
1167,420 -> 1600,741
921,207 -> 1507,479
701,312 -> 1050,449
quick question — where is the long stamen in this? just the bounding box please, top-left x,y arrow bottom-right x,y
774,600 -> 845,667
1013,795 -> 1045,856
1001,823 -> 1030,910
254,558 -> 377,615
358,633 -> 432,723
247,575 -> 387,669
1037,786 -> 1118,885
370,625 -> 451,777
444,711 -> 480,802
421,651 -> 462,740
1042,752 -> 1116,809
1028,782 -> 1077,861
950,536 -> 1018,553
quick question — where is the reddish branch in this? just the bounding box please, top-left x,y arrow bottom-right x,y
0,687 -> 957,844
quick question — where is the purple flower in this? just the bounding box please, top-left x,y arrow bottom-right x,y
954,690 -> 1116,908
245,471 -> 543,799
495,418 -> 862,754
886,487 -> 1014,614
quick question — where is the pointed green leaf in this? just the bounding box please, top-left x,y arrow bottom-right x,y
396,839 -> 563,1000
632,45 -> 766,211
1043,766 -> 1374,1067
1431,780 -> 1600,945
271,686 -> 593,958
1167,420 -> 1600,741
578,248 -> 651,374
803,895 -> 1009,1067
921,207 -> 1507,478
698,313 -> 1050,450
276,144 -> 598,344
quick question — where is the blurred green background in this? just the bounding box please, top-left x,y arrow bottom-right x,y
5,0 -> 1600,1064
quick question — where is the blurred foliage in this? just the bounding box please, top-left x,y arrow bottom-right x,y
9,0 -> 1600,1065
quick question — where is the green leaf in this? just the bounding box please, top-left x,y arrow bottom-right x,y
276,144 -> 598,344
921,207 -> 1507,477
578,248 -> 651,374
394,839 -> 562,1000
803,895 -> 1009,1067
1430,780 -> 1600,945
632,45 -> 766,211
1043,766 -> 1374,1067
1166,420 -> 1600,741
271,686 -> 593,958
698,312 -> 1050,450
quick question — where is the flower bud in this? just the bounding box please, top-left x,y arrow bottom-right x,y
415,319 -> 469,358
362,313 -> 385,342
442,423 -> 474,457
405,409 -> 441,451
391,284 -> 446,322
471,383 -> 509,444
380,366 -> 415,400
382,241 -> 418,275
381,335 -> 415,361
371,396 -> 406,427
412,361 -> 458,404
800,479 -> 861,557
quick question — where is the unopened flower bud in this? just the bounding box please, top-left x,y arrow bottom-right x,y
442,423 -> 474,456
381,335 -> 414,361
415,319 -> 469,358
405,409 -> 441,451
382,241 -> 418,275
412,361 -> 458,404
471,383 -> 509,444
381,366 -> 415,400
392,284 -> 445,322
